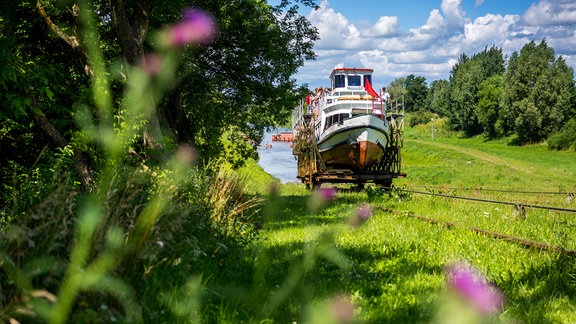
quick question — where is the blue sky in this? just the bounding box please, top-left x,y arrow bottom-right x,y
267,0 -> 576,89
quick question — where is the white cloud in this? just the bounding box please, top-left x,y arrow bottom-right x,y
307,0 -> 369,50
296,0 -> 576,88
361,16 -> 399,37
374,9 -> 446,53
464,14 -> 518,44
441,0 -> 470,30
523,0 -> 576,26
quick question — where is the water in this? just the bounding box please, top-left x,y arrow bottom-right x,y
257,129 -> 298,183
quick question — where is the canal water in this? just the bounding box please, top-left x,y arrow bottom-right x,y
257,129 -> 298,183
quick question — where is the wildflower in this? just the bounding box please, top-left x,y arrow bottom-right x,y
308,187 -> 337,213
139,53 -> 163,76
319,187 -> 337,201
447,263 -> 505,315
349,203 -> 372,228
330,294 -> 355,323
174,144 -> 195,165
166,8 -> 216,48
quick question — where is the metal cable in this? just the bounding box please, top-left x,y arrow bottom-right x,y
397,188 -> 576,214
408,185 -> 571,195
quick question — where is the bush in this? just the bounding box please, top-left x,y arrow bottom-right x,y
408,110 -> 437,127
547,118 -> 576,150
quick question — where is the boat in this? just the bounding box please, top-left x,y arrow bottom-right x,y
291,67 -> 405,188
295,68 -> 389,170
271,131 -> 293,142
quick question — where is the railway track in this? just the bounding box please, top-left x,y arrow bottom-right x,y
372,186 -> 576,257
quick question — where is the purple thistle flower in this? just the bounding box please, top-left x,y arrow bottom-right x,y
139,53 -> 163,76
447,263 -> 505,315
330,294 -> 355,323
349,203 -> 372,228
319,187 -> 338,201
307,187 -> 337,213
167,8 -> 216,47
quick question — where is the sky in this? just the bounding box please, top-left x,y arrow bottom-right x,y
268,0 -> 576,89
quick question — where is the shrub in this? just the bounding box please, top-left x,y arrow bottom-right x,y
409,110 -> 437,127
547,118 -> 576,150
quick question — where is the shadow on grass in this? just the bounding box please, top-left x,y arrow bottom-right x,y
500,253 -> 576,321
263,193 -> 351,230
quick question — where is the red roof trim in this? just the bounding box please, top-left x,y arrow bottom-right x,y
331,67 -> 374,73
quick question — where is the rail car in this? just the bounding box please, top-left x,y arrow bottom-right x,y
291,67 -> 406,189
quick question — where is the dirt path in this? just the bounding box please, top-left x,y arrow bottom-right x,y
407,139 -> 539,176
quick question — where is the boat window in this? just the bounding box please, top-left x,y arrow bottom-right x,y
324,113 -> 350,131
363,75 -> 372,87
334,75 -> 345,88
348,75 -> 361,87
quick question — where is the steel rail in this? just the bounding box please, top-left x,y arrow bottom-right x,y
397,188 -> 576,214
408,185 -> 571,195
378,207 -> 576,257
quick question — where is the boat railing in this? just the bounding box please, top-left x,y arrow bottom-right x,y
387,95 -> 405,117
291,99 -> 307,131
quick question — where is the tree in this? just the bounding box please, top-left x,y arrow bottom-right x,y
504,39 -> 575,143
449,59 -> 483,135
0,0 -> 319,195
387,77 -> 406,106
447,46 -> 505,136
425,79 -> 450,116
403,75 -> 428,112
476,75 -> 506,139
1,0 -> 94,190
173,0 -> 318,165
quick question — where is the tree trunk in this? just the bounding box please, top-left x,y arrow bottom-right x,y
109,0 -> 167,155
31,112 -> 92,188
160,86 -> 196,147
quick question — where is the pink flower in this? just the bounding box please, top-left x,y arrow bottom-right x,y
307,187 -> 337,213
174,144 -> 195,165
139,53 -> 163,76
330,295 -> 355,323
447,263 -> 505,315
167,8 -> 216,47
319,187 -> 337,201
349,203 -> 372,228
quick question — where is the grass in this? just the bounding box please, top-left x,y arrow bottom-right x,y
224,119 -> 576,323
0,116 -> 576,323
3,117 -> 575,323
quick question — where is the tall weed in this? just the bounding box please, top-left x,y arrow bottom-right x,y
0,5 -> 262,323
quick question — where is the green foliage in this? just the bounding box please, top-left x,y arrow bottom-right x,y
447,46 -> 505,137
449,58 -> 483,135
512,98 -> 543,144
387,77 -> 406,104
404,75 -> 428,112
476,75 -> 506,139
171,0 -> 319,165
1,2 -> 269,322
408,110 -> 437,127
504,40 -> 575,144
548,118 -> 576,151
425,79 -> 450,116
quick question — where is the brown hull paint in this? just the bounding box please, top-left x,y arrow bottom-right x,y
320,140 -> 383,170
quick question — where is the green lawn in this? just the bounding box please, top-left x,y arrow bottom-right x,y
227,122 -> 576,323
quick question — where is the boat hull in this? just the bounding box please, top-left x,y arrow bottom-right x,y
317,114 -> 388,170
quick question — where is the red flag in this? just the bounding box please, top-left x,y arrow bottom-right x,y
364,78 -> 380,98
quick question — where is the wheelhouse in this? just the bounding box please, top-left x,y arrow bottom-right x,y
329,68 -> 374,90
